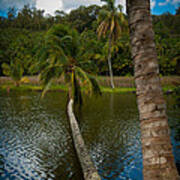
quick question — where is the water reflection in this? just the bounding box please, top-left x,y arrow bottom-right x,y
166,95 -> 180,175
0,91 -> 179,179
78,93 -> 143,180
0,91 -> 82,180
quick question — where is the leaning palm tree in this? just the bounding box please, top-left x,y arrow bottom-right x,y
126,0 -> 179,179
35,24 -> 101,180
97,0 -> 127,88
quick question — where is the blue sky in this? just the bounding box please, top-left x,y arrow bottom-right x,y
0,0 -> 179,17
151,0 -> 180,14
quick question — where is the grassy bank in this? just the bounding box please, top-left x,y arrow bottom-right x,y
0,76 -> 180,87
0,76 -> 179,93
0,83 -> 177,94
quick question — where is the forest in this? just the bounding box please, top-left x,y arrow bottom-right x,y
0,4 -> 180,78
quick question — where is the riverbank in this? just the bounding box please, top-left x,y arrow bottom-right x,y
0,83 -> 177,94
0,76 -> 179,93
1,76 -> 180,86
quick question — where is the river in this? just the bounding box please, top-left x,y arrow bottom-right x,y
0,90 -> 179,179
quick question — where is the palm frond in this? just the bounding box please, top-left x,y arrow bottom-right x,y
88,75 -> 102,96
74,66 -> 101,96
110,16 -> 115,34
103,22 -> 110,37
40,65 -> 63,85
97,21 -> 108,39
41,80 -> 52,98
60,35 -> 72,43
74,66 -> 92,94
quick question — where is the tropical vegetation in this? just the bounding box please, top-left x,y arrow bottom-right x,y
0,5 -> 179,78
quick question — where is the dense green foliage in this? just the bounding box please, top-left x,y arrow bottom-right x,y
0,5 -> 180,77
33,24 -> 101,104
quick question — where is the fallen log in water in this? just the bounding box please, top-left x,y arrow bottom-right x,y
67,99 -> 101,180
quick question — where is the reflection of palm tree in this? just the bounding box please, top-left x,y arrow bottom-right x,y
97,0 -> 127,88
36,24 -> 101,180
127,0 -> 179,179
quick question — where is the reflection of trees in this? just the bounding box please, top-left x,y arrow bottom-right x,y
167,87 -> 180,142
0,91 -> 81,179
0,154 -> 5,177
78,93 -> 141,179
167,89 -> 180,175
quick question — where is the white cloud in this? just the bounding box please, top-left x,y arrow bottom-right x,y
172,0 -> 180,4
159,0 -> 170,6
61,0 -> 103,11
36,0 -> 63,15
35,0 -> 126,15
150,0 -> 156,9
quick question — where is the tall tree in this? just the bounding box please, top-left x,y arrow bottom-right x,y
66,5 -> 101,33
126,0 -> 179,179
97,0 -> 127,88
35,24 -> 101,180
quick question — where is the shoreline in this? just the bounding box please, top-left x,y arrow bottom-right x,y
0,84 -> 176,94
0,76 -> 179,93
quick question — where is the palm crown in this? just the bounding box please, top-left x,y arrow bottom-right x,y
35,24 -> 101,104
97,0 -> 127,41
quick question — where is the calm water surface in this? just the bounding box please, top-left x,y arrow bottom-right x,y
0,90 -> 179,180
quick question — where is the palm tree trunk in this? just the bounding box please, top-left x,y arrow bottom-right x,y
108,33 -> 115,89
127,0 -> 179,179
67,89 -> 101,180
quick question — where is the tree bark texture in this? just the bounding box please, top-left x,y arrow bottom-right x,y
108,33 -> 115,89
127,0 -> 179,179
67,99 -> 101,180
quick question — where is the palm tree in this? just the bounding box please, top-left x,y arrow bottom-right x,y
97,0 -> 127,88
36,24 -> 101,180
126,0 -> 179,179
2,59 -> 24,86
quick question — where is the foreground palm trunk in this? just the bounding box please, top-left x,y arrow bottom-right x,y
67,98 -> 101,180
127,0 -> 179,179
108,33 -> 115,89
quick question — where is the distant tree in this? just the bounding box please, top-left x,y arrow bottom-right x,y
0,29 -> 20,75
97,0 -> 127,88
16,5 -> 33,29
31,8 -> 45,30
7,8 -> 16,21
2,59 -> 24,86
66,5 -> 101,32
54,10 -> 66,24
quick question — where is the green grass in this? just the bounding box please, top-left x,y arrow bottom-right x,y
0,84 -> 176,93
100,87 -> 136,93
